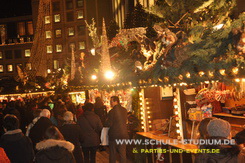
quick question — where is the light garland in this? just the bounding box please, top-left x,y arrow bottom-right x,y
139,90 -> 146,131
173,88 -> 183,140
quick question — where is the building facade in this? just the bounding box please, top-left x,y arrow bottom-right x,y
31,0 -> 113,73
0,15 -> 34,77
112,0 -> 155,28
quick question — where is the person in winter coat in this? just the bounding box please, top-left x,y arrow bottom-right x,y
29,109 -> 53,150
0,114 -> 34,163
195,119 -> 240,163
106,96 -> 129,163
35,126 -> 75,163
234,129 -> 245,163
78,103 -> 103,163
59,111 -> 84,163
94,97 -> 107,126
0,147 -> 10,163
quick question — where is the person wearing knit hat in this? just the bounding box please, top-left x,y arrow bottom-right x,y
195,118 -> 241,163
207,119 -> 231,138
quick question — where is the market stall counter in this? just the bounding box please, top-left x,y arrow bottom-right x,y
137,132 -> 198,163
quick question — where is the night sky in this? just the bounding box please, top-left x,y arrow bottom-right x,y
0,0 -> 32,18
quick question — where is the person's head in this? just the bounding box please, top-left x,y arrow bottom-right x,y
63,111 -> 74,122
207,119 -> 231,138
40,109 -> 51,119
44,126 -> 64,140
3,114 -> 19,131
234,129 -> 245,146
84,103 -> 94,112
95,97 -> 103,108
110,96 -> 120,107
198,117 -> 216,139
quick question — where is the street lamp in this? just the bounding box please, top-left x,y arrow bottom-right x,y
90,48 -> 95,56
104,70 -> 114,80
91,74 -> 97,80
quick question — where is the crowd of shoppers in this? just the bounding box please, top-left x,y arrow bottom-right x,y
0,94 -> 136,163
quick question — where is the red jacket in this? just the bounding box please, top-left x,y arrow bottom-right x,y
0,147 -> 10,163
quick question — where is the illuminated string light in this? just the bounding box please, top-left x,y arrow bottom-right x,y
219,69 -> 226,76
232,67 -> 239,75
91,75 -> 97,80
199,71 -> 205,77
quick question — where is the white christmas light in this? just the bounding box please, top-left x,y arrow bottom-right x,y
104,70 -> 115,80
91,75 -> 97,80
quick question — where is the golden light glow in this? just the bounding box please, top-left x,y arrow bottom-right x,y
164,77 -> 169,82
186,72 -> 191,78
104,70 -> 115,80
235,78 -> 240,82
176,123 -> 180,127
177,130 -> 180,133
232,67 -> 239,75
91,75 -> 97,80
199,71 -> 205,77
219,69 -> 226,76
178,75 -> 183,80
90,48 -> 95,56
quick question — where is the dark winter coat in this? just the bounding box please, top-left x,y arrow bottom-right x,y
35,139 -> 75,163
0,129 -> 34,163
29,117 -> 53,149
59,123 -> 84,163
77,111 -> 103,147
94,105 -> 107,126
106,104 -> 129,141
195,137 -> 240,163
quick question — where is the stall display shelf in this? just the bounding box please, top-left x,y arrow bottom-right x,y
213,113 -> 245,119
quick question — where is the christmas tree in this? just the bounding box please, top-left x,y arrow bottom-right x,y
100,18 -> 112,73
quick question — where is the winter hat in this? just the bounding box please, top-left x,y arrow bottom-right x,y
207,119 -> 231,138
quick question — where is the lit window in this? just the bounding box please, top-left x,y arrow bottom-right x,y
78,41 -> 85,50
26,63 -> 32,70
77,10 -> 84,19
7,65 -> 13,72
56,44 -> 62,52
0,65 -> 3,72
68,27 -> 74,36
45,16 -> 51,24
46,31 -> 52,39
27,21 -> 33,35
0,51 -> 2,59
25,49 -> 31,57
47,45 -> 53,53
17,22 -> 26,36
54,14 -> 61,22
77,0 -> 84,7
54,60 -> 59,69
55,29 -> 62,37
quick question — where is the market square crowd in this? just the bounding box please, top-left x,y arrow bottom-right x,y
0,94 -> 139,163
0,93 -> 244,163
